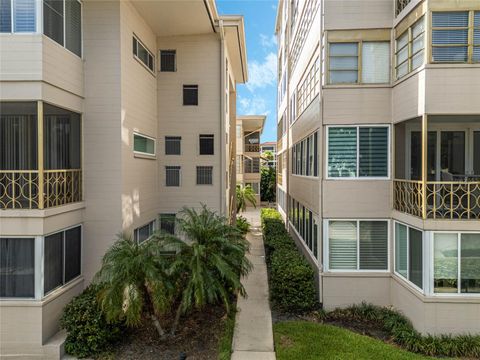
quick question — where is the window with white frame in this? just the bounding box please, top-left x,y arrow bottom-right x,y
292,131 -> 318,177
133,35 -> 154,72
0,0 -> 36,33
134,220 -> 155,244
329,41 -> 390,84
327,126 -> 389,179
395,222 -> 423,290
165,166 -> 180,187
395,17 -> 425,79
43,0 -> 82,56
0,237 -> 35,298
432,11 -> 480,63
44,226 -> 82,295
433,232 -> 480,294
196,166 -> 213,185
165,136 -> 181,155
133,133 -> 155,156
288,197 -> 318,258
327,220 -> 388,271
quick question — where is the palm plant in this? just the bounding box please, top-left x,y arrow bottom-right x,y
236,184 -> 257,213
155,205 -> 253,335
93,234 -> 173,338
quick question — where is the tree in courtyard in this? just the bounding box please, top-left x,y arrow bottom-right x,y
236,184 -> 257,213
261,166 -> 276,203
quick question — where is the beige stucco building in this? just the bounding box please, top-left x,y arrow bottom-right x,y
0,0 -> 247,357
236,115 -> 265,205
276,0 -> 480,335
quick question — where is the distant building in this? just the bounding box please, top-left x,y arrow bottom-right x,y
260,141 -> 277,168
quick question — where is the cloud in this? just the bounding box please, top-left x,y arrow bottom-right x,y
259,34 -> 277,48
246,52 -> 277,91
238,96 -> 271,116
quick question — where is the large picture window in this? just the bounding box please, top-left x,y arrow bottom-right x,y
327,126 -> 389,179
327,220 -> 388,271
395,222 -> 423,290
434,233 -> 480,294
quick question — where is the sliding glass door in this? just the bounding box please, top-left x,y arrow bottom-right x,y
441,131 -> 465,176
474,131 -> 480,175
410,131 -> 436,181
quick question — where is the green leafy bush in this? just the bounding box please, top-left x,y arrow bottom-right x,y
60,286 -> 124,358
327,302 -> 480,358
236,215 -> 250,235
261,208 -> 318,313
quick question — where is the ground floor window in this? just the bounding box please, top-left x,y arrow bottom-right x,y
134,220 -> 156,244
245,182 -> 259,194
326,220 -> 389,271
288,197 -> 318,258
394,222 -> 423,290
159,214 -> 176,235
434,232 -> 480,294
0,238 -> 35,298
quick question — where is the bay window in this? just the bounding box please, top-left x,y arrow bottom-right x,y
0,0 -> 36,33
395,222 -> 423,290
329,41 -> 390,85
327,126 -> 389,179
395,17 -> 425,79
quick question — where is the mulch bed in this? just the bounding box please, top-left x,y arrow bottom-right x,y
110,305 -> 228,360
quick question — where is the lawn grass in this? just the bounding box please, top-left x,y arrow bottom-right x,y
217,309 -> 236,360
274,321 -> 434,360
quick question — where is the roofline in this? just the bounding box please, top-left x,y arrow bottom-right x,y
219,15 -> 248,83
237,115 -> 266,134
205,0 -> 219,30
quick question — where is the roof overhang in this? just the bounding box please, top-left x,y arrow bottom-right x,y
220,15 -> 248,84
275,0 -> 283,34
237,115 -> 266,134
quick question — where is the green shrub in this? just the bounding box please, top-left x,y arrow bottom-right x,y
60,286 -> 124,358
236,215 -> 250,235
327,302 -> 480,358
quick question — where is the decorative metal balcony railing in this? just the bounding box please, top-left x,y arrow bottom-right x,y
396,0 -> 412,16
394,179 -> 480,220
244,144 -> 260,153
0,169 -> 82,209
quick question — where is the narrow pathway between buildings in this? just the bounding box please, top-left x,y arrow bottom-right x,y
231,208 -> 276,360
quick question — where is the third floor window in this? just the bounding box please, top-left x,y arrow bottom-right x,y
0,0 -> 36,33
395,17 -> 425,79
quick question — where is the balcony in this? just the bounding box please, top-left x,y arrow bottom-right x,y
243,157 -> 260,174
394,116 -> 480,220
0,101 -> 82,210
244,144 -> 260,152
395,0 -> 412,16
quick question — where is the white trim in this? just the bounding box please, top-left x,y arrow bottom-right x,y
324,218 -> 391,273
132,33 -> 156,75
133,132 -> 156,157
133,219 -> 157,244
325,124 -> 391,180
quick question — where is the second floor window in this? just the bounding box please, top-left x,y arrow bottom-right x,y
196,166 -> 213,185
183,85 -> 198,105
165,166 -> 181,187
133,35 -> 155,73
329,41 -> 390,85
432,11 -> 480,63
327,126 -> 389,179
396,17 -> 425,79
165,136 -> 181,155
160,50 -> 176,72
0,0 -> 36,33
44,0 -> 82,57
199,134 -> 214,155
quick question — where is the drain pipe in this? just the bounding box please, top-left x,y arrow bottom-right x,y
218,19 -> 226,217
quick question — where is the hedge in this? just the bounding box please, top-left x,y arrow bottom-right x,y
326,302 -> 480,358
261,208 -> 317,313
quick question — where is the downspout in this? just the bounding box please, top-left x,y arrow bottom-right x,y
218,20 -> 226,217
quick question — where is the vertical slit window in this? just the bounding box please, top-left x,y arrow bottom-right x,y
395,17 -> 425,79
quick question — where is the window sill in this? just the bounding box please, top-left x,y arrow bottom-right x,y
134,152 -> 156,160
322,271 -> 390,278
324,83 -> 391,89
0,201 -> 85,218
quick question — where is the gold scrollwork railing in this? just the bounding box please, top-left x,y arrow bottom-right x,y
396,0 -> 412,16
394,179 -> 480,220
244,144 -> 260,153
0,169 -> 82,210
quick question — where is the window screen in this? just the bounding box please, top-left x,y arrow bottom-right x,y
44,0 -> 64,45
65,0 -> 81,56
199,134 -> 214,155
0,238 -> 35,298
160,50 -> 176,72
165,136 -> 181,155
196,166 -> 213,185
64,226 -> 81,283
183,85 -> 198,106
44,231 -> 64,294
165,166 -> 180,187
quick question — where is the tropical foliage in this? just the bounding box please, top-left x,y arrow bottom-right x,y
236,215 -> 250,235
236,184 -> 257,213
260,166 -> 276,202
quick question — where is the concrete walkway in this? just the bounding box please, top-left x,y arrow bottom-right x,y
231,208 -> 276,360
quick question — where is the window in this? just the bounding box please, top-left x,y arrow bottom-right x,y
329,43 -> 358,84
288,197 -> 318,258
133,133 -> 155,156
160,50 -> 176,72
183,85 -> 198,106
199,134 -> 214,155
44,226 -> 82,295
292,131 -> 318,177
133,35 -> 154,72
243,157 -> 260,173
361,42 -> 390,83
434,233 -> 480,294
165,166 -> 180,187
165,136 -> 181,155
328,220 -> 388,271
327,126 -> 389,178
432,12 -> 469,63
0,0 -> 36,33
245,182 -> 259,194
297,57 -> 320,115
0,238 -> 35,298
395,222 -> 423,289
196,166 -> 213,185
395,17 -> 425,79
44,0 -> 82,56
134,220 -> 155,244
159,214 -> 176,235
290,92 -> 296,124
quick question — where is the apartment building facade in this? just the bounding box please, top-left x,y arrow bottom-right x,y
236,115 -> 265,205
0,0 -> 247,357
260,141 -> 277,167
276,0 -> 480,335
